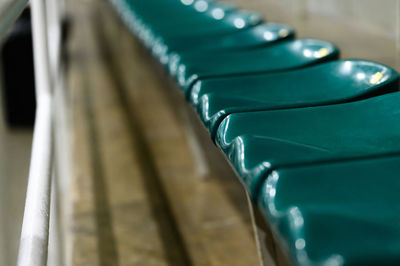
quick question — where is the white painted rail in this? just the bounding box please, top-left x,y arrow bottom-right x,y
16,0 -> 63,265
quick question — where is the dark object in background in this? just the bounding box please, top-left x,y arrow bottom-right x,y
2,8 -> 36,127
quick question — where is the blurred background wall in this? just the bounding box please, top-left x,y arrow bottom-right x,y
306,0 -> 397,37
231,0 -> 400,71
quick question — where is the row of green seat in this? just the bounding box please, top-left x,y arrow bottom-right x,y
110,0 -> 400,265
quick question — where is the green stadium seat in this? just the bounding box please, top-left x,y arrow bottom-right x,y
113,0 -> 262,49
164,23 -> 295,68
146,9 -> 263,50
258,156 -> 400,265
190,60 -> 398,138
215,91 -> 400,198
175,39 -> 339,95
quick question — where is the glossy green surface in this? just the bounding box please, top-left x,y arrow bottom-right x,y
149,10 -> 262,44
215,91 -> 400,199
190,60 -> 399,138
164,23 -> 295,68
258,156 -> 400,265
127,0 -> 231,26
124,0 -> 218,22
122,1 -> 234,29
117,0 -> 262,49
112,0 -> 232,39
167,23 -> 294,54
175,39 -> 339,95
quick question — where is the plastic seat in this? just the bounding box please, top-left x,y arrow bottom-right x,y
117,0 -> 262,49
148,9 -> 263,50
258,156 -> 400,265
123,0 -> 217,22
189,60 -> 398,138
215,91 -> 400,198
135,2 -> 238,36
175,39 -> 339,95
112,0 -> 239,46
119,1 -> 232,27
127,0 -> 228,24
163,23 -> 295,68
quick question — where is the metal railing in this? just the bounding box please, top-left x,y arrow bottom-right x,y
0,0 -> 29,39
15,0 -> 64,265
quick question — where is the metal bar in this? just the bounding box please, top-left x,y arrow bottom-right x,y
0,0 -> 29,41
46,0 -> 62,81
246,193 -> 276,266
52,59 -> 71,266
17,0 -> 55,265
17,99 -> 53,266
47,1 -> 68,263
